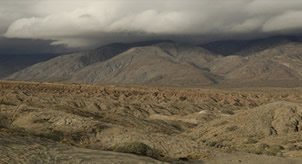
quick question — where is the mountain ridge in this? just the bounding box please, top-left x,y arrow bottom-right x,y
4,36 -> 302,87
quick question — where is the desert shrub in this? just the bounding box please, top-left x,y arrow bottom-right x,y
244,138 -> 258,144
258,143 -> 270,149
225,147 -> 238,153
226,125 -> 238,132
221,110 -> 235,115
0,97 -> 16,106
178,157 -> 189,161
270,145 -> 284,151
266,145 -> 283,156
247,149 -> 264,155
205,141 -> 217,147
251,149 -> 277,156
34,129 -> 64,141
179,96 -> 187,101
185,153 -> 202,160
288,144 -> 302,150
0,114 -> 8,128
213,121 -> 229,127
205,141 -> 224,148
44,130 -> 64,141
264,151 -> 277,156
247,144 -> 283,156
33,118 -> 50,124
112,142 -> 160,159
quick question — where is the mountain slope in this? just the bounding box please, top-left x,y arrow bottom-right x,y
208,42 -> 302,83
5,36 -> 302,87
70,46 -> 219,86
7,42 -> 220,86
0,54 -> 57,78
5,43 -> 133,81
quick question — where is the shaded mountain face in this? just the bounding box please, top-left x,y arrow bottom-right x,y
201,35 -> 302,56
0,40 -> 172,80
6,41 -> 221,86
5,36 -> 302,87
0,54 -> 57,79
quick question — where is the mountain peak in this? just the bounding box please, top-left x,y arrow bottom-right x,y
4,36 -> 302,87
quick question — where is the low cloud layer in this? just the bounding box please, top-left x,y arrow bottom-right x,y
2,0 -> 302,48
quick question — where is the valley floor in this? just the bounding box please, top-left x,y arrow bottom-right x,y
1,80 -> 302,164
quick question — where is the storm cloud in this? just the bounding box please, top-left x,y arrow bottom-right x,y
2,0 -> 302,48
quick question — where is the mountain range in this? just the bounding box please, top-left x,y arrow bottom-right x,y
0,54 -> 57,79
4,36 -> 302,87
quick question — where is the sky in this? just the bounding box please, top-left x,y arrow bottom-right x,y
1,0 -> 302,54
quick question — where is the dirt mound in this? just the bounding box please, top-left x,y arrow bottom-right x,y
1,81 -> 302,163
272,102 -> 302,134
189,101 -> 302,158
0,132 -> 166,164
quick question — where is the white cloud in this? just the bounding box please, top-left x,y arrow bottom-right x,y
247,0 -> 302,15
230,18 -> 264,33
2,0 -> 302,47
0,1 -> 37,36
263,11 -> 302,32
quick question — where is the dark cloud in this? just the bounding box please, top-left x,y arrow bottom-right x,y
0,37 -> 75,55
1,0 -> 302,48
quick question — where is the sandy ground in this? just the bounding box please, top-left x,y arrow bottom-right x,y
0,132 -> 166,164
1,80 -> 302,163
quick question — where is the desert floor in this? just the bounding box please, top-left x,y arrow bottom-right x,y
1,80 -> 302,164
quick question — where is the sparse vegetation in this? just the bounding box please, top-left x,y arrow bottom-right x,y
270,145 -> 284,151
34,130 -> 64,141
111,142 -> 160,159
221,109 -> 235,115
258,143 -> 270,149
1,81 -> 302,163
288,144 -> 302,150
185,153 -> 202,160
179,96 -> 187,101
0,97 -> 16,106
245,138 -> 258,144
246,144 -> 284,156
213,121 -> 229,127
247,149 -> 264,155
205,141 -> 224,148
206,141 -> 218,147
0,114 -> 8,128
226,125 -> 238,132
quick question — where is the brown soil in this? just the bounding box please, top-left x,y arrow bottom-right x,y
1,80 -> 302,163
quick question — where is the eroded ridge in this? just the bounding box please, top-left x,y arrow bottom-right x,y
1,80 -> 302,163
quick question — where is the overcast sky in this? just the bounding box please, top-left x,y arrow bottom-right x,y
1,0 -> 302,50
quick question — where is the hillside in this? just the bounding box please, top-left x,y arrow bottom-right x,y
0,54 -> 57,78
6,42 -> 221,86
5,36 -> 302,87
208,42 -> 302,83
1,81 -> 302,163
